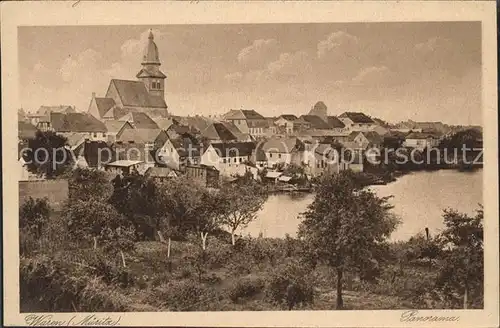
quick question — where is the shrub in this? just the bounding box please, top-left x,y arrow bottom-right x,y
227,276 -> 265,303
19,197 -> 51,238
155,279 -> 219,311
264,259 -> 315,309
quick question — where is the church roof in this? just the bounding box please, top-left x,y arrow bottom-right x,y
142,30 -> 161,65
136,68 -> 166,79
109,79 -> 167,109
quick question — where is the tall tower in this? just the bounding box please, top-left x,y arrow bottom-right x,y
136,30 -> 167,100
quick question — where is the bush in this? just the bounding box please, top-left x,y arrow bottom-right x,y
155,279 -> 220,311
265,259 -> 315,309
227,276 -> 265,303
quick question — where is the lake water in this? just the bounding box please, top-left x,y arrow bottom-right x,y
242,169 -> 483,241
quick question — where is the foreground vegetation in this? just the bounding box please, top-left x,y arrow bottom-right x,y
20,169 -> 484,311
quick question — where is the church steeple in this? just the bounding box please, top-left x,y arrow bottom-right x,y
136,29 -> 167,101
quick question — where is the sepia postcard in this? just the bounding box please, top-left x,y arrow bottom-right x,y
1,1 -> 499,327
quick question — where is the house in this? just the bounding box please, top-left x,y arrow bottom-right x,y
339,112 -> 376,132
326,116 -> 346,133
261,137 -> 305,168
223,109 -> 269,136
274,115 -> 310,135
145,166 -> 180,182
116,111 -> 159,130
274,115 -> 298,134
299,115 -> 331,130
201,122 -> 238,143
104,120 -> 135,143
157,134 -> 201,171
72,140 -> 114,170
28,105 -> 76,126
18,121 -> 38,141
50,112 -> 108,141
302,142 -> 349,177
185,164 -> 220,188
88,30 -> 169,121
403,131 -> 441,151
220,121 -> 253,142
105,160 -> 145,175
112,142 -> 157,173
350,131 -> 384,149
251,145 -> 268,169
200,142 -> 255,177
117,127 -> 168,151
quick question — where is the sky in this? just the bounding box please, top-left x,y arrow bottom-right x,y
18,22 -> 482,125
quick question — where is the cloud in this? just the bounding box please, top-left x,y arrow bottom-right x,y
59,49 -> 102,82
415,36 -> 453,54
351,66 -> 395,86
317,31 -> 359,59
237,39 -> 279,67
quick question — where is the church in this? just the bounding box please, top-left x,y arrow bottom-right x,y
88,30 -> 169,121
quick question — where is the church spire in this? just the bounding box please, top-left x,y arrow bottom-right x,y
142,29 -> 161,65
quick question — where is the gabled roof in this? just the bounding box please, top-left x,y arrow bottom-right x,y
406,131 -> 440,140
169,135 -> 201,157
103,106 -> 129,120
202,122 -> 238,142
362,131 -> 384,144
118,127 -> 165,144
51,112 -> 107,133
65,132 -> 87,149
339,112 -> 375,124
278,114 -> 298,121
94,98 -> 116,118
104,120 -> 132,134
300,115 -> 331,129
153,117 -> 179,130
117,111 -> 159,129
210,142 -> 256,158
18,121 -> 38,140
108,79 -> 167,109
35,105 -> 75,116
262,137 -> 305,153
327,116 -> 346,128
224,109 -> 265,120
179,116 -> 214,132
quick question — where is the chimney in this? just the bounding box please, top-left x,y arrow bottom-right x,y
92,92 -> 96,99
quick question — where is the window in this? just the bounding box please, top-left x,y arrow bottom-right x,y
103,133 -> 106,137
278,154 -> 282,159
93,133 -> 97,138
269,153 -> 272,158
234,158 -> 237,163
223,159 -> 226,164
239,158 -> 242,163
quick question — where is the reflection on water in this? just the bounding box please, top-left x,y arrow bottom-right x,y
242,169 -> 483,241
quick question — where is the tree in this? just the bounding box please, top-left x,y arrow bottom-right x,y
298,171 -> 399,309
67,167 -> 113,202
64,198 -> 135,260
219,181 -> 267,245
110,172 -> 163,240
19,197 -> 51,238
435,206 -> 483,308
25,130 -> 72,178
159,176 -> 215,245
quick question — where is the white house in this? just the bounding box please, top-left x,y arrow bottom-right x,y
200,142 -> 255,177
403,132 -> 440,151
339,112 -> 376,132
261,137 -> 305,168
157,135 -> 201,171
